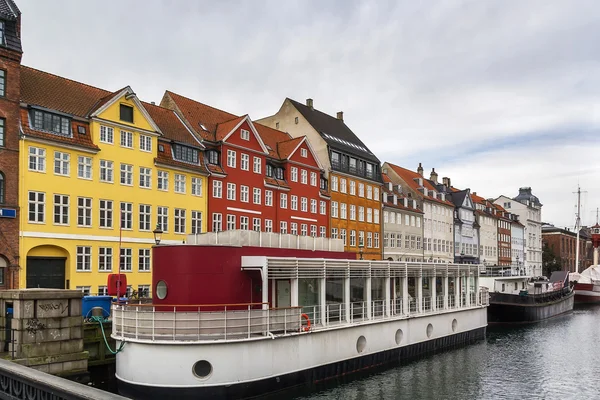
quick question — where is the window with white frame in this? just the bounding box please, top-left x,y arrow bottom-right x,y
405,214 -> 410,225
367,185 -> 372,200
367,232 -> 373,248
227,183 -> 236,200
350,230 -> 356,247
265,190 -> 273,206
350,205 -> 356,221
253,188 -> 261,204
291,167 -> 298,182
291,222 -> 298,235
253,156 -> 261,173
100,160 -> 114,182
227,150 -> 236,168
301,169 -> 307,184
157,206 -> 168,232
120,202 -> 133,229
301,197 -> 307,212
139,249 -> 151,272
374,233 -> 380,248
99,199 -> 113,228
358,206 -> 364,222
331,201 -> 338,218
28,191 -> 45,223
226,214 -> 236,230
120,164 -> 133,186
310,225 -> 317,237
77,156 -> 92,179
340,178 -> 347,193
76,286 -> 91,296
301,148 -> 307,158
341,203 -> 347,219
29,147 -> 46,172
374,187 -> 379,201
191,210 -> 202,234
280,193 -> 287,208
212,180 -> 222,198
310,199 -> 317,213
120,130 -> 133,148
265,219 -> 273,232
76,246 -> 92,271
54,151 -> 70,176
367,208 -> 372,223
350,181 -> 356,196
174,174 -> 186,193
120,248 -> 132,271
98,247 -> 112,272
310,172 -> 317,186
241,129 -> 250,140
240,185 -> 249,202
53,194 -> 69,225
240,216 -> 249,230
157,170 -> 168,191
358,183 -> 364,197
341,229 -> 347,246
374,209 -> 379,224
140,135 -> 152,152
174,208 -> 186,233
253,218 -> 261,232
280,221 -> 288,234
331,176 -> 338,191
100,126 -> 114,144
191,177 -> 202,196
384,233 -> 390,248
359,231 -> 365,247
139,204 -> 151,231
77,197 -> 92,227
240,154 -> 249,171
331,228 -> 338,239
390,233 -> 396,248
139,167 -> 151,188
301,224 -> 308,236
320,201 -> 326,215
291,195 -> 298,210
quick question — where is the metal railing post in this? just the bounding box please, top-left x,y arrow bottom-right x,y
152,307 -> 155,341
284,307 -> 287,335
198,307 -> 201,340
247,305 -> 251,339
135,307 -> 139,340
224,306 -> 228,340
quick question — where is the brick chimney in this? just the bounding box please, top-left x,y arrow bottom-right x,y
417,163 -> 423,176
442,177 -> 451,188
430,168 -> 438,184
336,111 -> 343,121
306,98 -> 313,109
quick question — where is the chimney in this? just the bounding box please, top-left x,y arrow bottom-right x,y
417,163 -> 424,176
306,98 -> 314,109
473,192 -> 477,196
336,111 -> 344,121
151,101 -> 156,105
442,177 -> 451,188
430,168 -> 438,184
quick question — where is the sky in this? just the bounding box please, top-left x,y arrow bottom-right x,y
18,0 -> 600,229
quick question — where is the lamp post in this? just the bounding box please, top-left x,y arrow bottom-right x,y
358,238 -> 364,260
153,224 -> 163,246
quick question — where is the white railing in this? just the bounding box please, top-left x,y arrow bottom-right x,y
479,288 -> 490,306
371,300 -> 386,319
436,296 -> 444,310
325,303 -> 346,325
448,295 -> 456,309
391,298 -> 404,316
470,292 -> 477,305
350,301 -> 367,322
422,297 -> 432,313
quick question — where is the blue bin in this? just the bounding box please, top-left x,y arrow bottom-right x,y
82,295 -> 112,319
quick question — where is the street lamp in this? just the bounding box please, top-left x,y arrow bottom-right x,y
153,224 -> 163,245
358,238 -> 364,260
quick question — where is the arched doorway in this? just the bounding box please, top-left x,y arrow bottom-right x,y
26,245 -> 69,289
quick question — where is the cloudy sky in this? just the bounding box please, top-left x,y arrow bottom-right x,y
19,0 -> 599,228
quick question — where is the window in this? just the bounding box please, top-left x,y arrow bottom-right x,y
100,126 -> 114,144
175,208 -> 186,234
367,186 -> 372,200
174,174 -> 186,193
301,224 -> 308,236
78,156 -> 92,179
253,188 -> 261,204
227,150 -> 236,168
99,200 -> 113,228
275,167 -> 284,180
212,181 -> 222,198
241,129 -> 250,140
227,183 -> 236,200
139,250 -> 151,272
331,228 -> 338,239
157,170 -> 169,191
53,194 -> 69,225
0,118 -> 4,147
374,187 -> 379,201
253,218 -> 261,232
120,248 -> 132,271
0,70 -> 4,98
374,209 -> 379,224
240,154 -> 249,171
120,104 -> 134,123
120,164 -> 133,185
310,225 -> 317,237
301,197 -> 307,212
28,147 -> 46,172
76,246 -> 92,271
291,223 -> 298,235
240,185 -> 249,202
280,221 -> 288,234
405,214 -> 410,225
359,231 -> 365,248
341,203 -> 347,219
54,151 -> 70,176
28,191 -> 45,223
76,286 -> 91,296
157,206 -> 168,232
350,230 -> 356,247
240,216 -> 249,230
301,170 -> 307,184
191,211 -> 202,234
139,135 -> 152,152
350,181 -> 356,195
265,190 -> 273,206
253,157 -> 261,173
350,205 -> 356,220
341,229 -> 347,246
120,202 -> 133,229
139,204 -> 151,231
120,130 -> 133,148
367,232 -> 373,248
291,195 -> 298,211
358,206 -> 364,222
31,110 -> 71,136
358,183 -> 364,197
291,167 -> 298,182
77,197 -> 92,227
340,178 -> 347,193
98,247 -> 113,272
367,208 -> 372,223
100,160 -> 114,183
265,219 -> 273,233
212,213 -> 223,231
280,193 -> 287,208
310,172 -> 317,187
331,201 -> 339,218
312,200 -> 319,215
0,172 -> 3,204
174,144 -> 199,163
191,177 -> 202,196
331,176 -> 338,191
301,148 -> 307,157
320,201 -> 326,215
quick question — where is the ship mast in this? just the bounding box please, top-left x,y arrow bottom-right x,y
575,186 -> 581,273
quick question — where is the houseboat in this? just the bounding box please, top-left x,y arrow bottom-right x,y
112,231 -> 489,399
480,266 -> 573,324
570,223 -> 600,303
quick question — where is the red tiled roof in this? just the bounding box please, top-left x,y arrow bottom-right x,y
276,137 -> 303,160
264,177 -> 290,190
253,122 -> 292,159
154,141 -> 208,175
162,91 -> 237,142
215,115 -> 246,141
385,163 -> 453,206
21,66 -> 110,117
88,86 -> 128,116
381,172 -> 423,213
144,102 -> 201,147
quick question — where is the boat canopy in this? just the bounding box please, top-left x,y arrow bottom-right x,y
571,265 -> 600,284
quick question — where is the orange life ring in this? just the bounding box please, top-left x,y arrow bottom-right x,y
301,313 -> 311,332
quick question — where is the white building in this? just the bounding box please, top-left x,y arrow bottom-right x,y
495,188 -> 543,276
511,219 -> 526,271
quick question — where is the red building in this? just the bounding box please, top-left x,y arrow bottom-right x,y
494,204 -> 512,266
160,91 -> 329,236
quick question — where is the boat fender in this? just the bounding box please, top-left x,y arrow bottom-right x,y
301,313 -> 311,332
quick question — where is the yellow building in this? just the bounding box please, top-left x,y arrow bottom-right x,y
18,66 -> 208,295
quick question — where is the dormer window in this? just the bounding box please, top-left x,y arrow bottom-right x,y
173,144 -> 199,164
320,176 -> 328,191
0,22 -> 4,46
275,167 -> 284,180
30,109 -> 71,137
207,150 -> 219,165
266,164 -> 274,177
241,129 -> 250,141
120,104 -> 134,123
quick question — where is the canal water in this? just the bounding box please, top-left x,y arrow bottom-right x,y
282,305 -> 600,400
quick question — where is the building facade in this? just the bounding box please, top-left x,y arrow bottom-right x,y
511,218 -> 525,269
0,0 -> 21,289
542,225 -> 587,273
495,187 -> 543,276
495,205 -> 513,267
259,98 -> 382,260
381,174 -> 424,262
447,188 -> 480,264
471,193 -> 498,266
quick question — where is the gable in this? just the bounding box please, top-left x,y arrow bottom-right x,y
222,119 -> 268,154
91,88 -> 160,134
288,140 -> 320,168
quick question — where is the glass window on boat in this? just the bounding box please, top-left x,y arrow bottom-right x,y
298,278 -> 320,324
407,277 -> 417,313
350,277 -> 366,320
325,277 -> 344,323
371,278 -> 385,317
